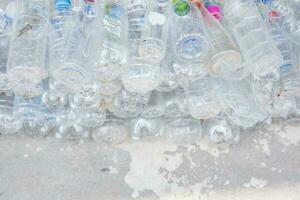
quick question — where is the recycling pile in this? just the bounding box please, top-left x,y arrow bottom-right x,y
0,0 -> 300,145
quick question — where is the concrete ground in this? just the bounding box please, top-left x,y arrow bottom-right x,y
0,119 -> 300,200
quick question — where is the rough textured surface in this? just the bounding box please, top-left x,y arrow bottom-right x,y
0,120 -> 300,200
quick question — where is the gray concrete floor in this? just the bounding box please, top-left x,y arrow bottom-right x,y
0,120 -> 300,200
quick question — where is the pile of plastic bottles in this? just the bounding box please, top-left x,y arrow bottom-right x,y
0,0 -> 300,145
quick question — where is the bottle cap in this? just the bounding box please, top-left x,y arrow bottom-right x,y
173,0 -> 190,16
206,5 -> 222,20
55,0 -> 72,11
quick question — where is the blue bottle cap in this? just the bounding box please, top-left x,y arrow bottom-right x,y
55,0 -> 72,11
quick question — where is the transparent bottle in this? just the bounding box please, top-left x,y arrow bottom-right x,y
92,113 -> 129,145
185,78 -> 222,120
217,80 -> 269,128
203,116 -> 240,144
111,89 -> 144,118
131,117 -> 163,140
0,94 -> 22,135
163,87 -> 188,118
94,0 -> 128,82
50,1 -> 93,91
127,0 -> 147,46
156,47 -> 180,92
122,1 -> 161,94
266,7 -> 300,99
7,0 -> 50,97
266,0 -> 300,46
139,0 -> 171,64
121,56 -> 162,94
191,0 -> 243,78
41,80 -> 68,135
0,12 -> 13,94
171,0 -> 209,63
13,95 -> 44,135
69,82 -> 106,128
221,0 -> 282,80
142,90 -> 164,118
55,108 -> 87,140
165,117 -> 202,145
271,97 -> 296,119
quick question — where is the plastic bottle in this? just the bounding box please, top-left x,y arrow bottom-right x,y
165,116 -> 202,144
94,0 -> 128,82
203,116 -> 240,144
92,113 -> 129,144
265,0 -> 300,46
265,4 -> 300,99
191,0 -> 243,78
220,0 -> 283,80
139,0 -> 171,64
163,87 -> 188,118
0,9 -> 13,94
127,0 -> 147,46
0,94 -> 22,134
217,80 -> 269,128
55,107 -> 87,140
185,78 -> 222,120
111,89 -> 144,118
69,82 -> 106,128
170,0 -> 209,63
50,0 -> 93,91
131,117 -> 163,140
7,0 -> 50,97
13,95 -> 44,135
122,1 -> 162,93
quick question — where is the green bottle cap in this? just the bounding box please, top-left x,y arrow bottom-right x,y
173,0 -> 190,16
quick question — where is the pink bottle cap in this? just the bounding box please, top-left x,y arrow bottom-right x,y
207,5 -> 222,21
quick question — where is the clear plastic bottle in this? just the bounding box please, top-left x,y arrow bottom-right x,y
156,43 -> 180,92
185,78 -> 222,120
0,94 -> 22,135
171,0 -> 209,63
94,0 -> 128,82
92,113 -> 129,144
221,0 -> 283,80
121,57 -> 162,93
50,0 -> 93,91
55,107 -> 87,140
266,0 -> 300,46
203,116 -> 240,144
191,0 -> 243,78
7,0 -> 50,96
129,91 -> 164,139
163,87 -> 188,118
271,97 -> 296,119
41,80 -> 68,135
265,7 -> 300,99
0,9 -> 13,94
69,82 -> 106,128
131,117 -> 163,140
139,0 -> 171,64
13,95 -> 44,135
127,0 -> 147,46
111,89 -> 144,118
122,1 -> 161,93
165,116 -> 202,145
217,80 -> 269,128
